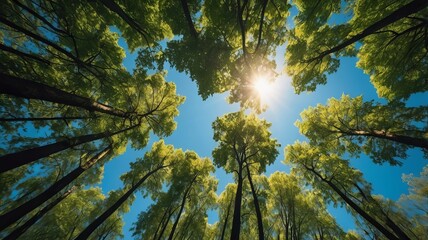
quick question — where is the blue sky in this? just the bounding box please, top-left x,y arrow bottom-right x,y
99,30 -> 428,238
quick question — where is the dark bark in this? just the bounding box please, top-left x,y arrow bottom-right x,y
0,15 -> 83,64
152,205 -> 171,240
167,175 -> 197,240
0,124 -> 136,173
0,146 -> 111,231
345,129 -> 428,149
75,165 -> 168,240
305,0 -> 428,63
157,207 -> 177,240
3,186 -> 76,240
0,72 -> 128,117
354,184 -> 411,240
179,0 -> 198,39
0,43 -> 51,65
97,0 -> 149,43
306,166 -> 400,240
246,163 -> 264,240
220,199 -> 232,240
12,0 -> 68,36
230,162 -> 243,240
0,116 -> 95,122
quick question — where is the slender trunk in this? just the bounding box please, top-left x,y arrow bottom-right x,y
307,167 -> 400,240
157,207 -> 177,240
0,15 -> 82,64
179,0 -> 198,39
97,0 -> 147,38
152,205 -> 171,240
12,0 -> 68,35
74,165 -> 167,240
220,199 -> 232,240
246,163 -> 264,240
0,43 -> 51,65
0,146 -> 111,231
346,129 -> 428,149
168,175 -> 197,240
0,72 -> 128,117
3,186 -> 76,240
0,124 -> 135,173
305,0 -> 428,63
354,183 -> 411,240
230,163 -> 243,240
385,217 -> 411,240
0,116 -> 95,122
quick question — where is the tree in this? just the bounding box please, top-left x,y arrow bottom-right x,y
0,187 -> 124,240
267,171 -> 345,240
0,145 -> 112,231
131,148 -> 217,240
212,111 -> 279,239
296,95 -> 428,165
162,0 -> 290,111
286,0 -> 428,100
285,142 -> 415,240
399,165 -> 428,237
74,140 -> 175,239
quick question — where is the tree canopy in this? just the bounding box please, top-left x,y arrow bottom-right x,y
1,0 -> 426,239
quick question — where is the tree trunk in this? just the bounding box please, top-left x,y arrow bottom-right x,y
246,163 -> 264,240
168,175 -> 197,240
0,124 -> 135,173
74,165 -> 168,240
308,167 -> 400,240
0,116 -> 95,122
152,205 -> 172,240
230,163 -> 243,240
354,183 -> 411,240
3,186 -> 76,240
0,15 -> 82,64
0,72 -> 128,117
97,0 -> 147,38
220,199 -> 232,240
0,43 -> 51,65
346,129 -> 428,149
179,0 -> 198,39
305,0 -> 428,63
157,207 -> 177,240
0,146 -> 111,231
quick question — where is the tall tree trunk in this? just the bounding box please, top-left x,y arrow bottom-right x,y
353,183 -> 411,240
220,199 -> 232,240
179,0 -> 198,39
157,207 -> 178,240
305,0 -> 428,63
0,43 -> 51,65
74,165 -> 168,240
167,175 -> 197,240
0,116 -> 95,122
346,129 -> 428,149
97,0 -> 148,38
152,205 -> 172,240
246,163 -> 264,240
0,124 -> 136,173
0,16 -> 82,64
307,166 -> 400,240
0,72 -> 128,117
3,186 -> 77,240
0,146 -> 111,231
230,163 -> 243,240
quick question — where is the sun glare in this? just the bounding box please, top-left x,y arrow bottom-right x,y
253,76 -> 274,101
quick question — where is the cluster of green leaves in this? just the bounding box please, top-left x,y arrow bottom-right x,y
286,0 -> 428,100
1,0 -> 427,239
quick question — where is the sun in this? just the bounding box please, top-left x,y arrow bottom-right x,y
252,76 -> 274,101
